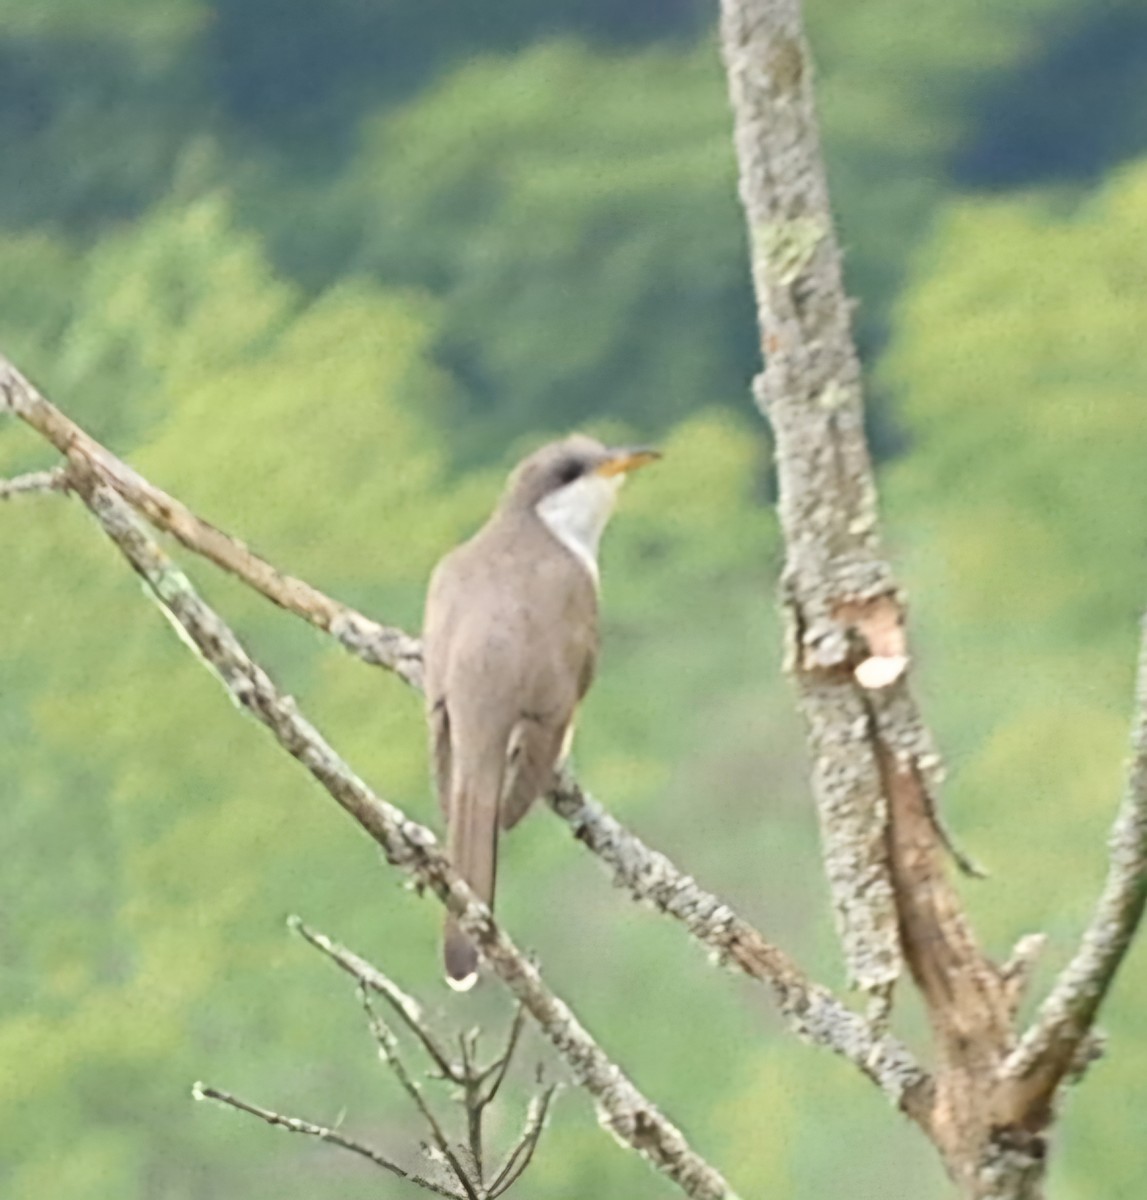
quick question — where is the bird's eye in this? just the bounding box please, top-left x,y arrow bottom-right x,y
557,460 -> 584,486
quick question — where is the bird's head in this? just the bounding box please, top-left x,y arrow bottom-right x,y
502,435 -> 661,576
503,434 -> 660,511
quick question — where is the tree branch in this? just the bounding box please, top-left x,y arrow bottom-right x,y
359,989 -> 480,1200
290,917 -> 462,1084
55,471 -> 737,1200
1001,616 -> 1147,1121
478,1002 -> 526,1106
0,355 -> 422,686
0,466 -> 70,500
191,1082 -> 464,1199
298,919 -> 551,1194
718,0 -> 902,1000
549,773 -> 934,1129
489,1080 -> 559,1197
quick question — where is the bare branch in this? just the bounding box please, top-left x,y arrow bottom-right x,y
721,2 -> 901,995
1,352 -> 931,1143
257,922 -> 549,1194
1002,616 -> 1147,1118
549,773 -> 934,1129
57,474 -> 737,1200
479,1003 -> 527,1106
0,355 -> 422,685
489,1082 -> 559,1198
456,1031 -> 485,1183
290,917 -> 461,1083
191,1082 -> 464,1199
0,466 -> 70,500
359,989 -> 479,1200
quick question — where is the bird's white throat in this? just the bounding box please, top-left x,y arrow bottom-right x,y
536,472 -> 624,585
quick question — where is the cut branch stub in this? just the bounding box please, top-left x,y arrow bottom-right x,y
837,595 -> 910,690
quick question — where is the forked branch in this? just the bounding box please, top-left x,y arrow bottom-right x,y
196,929 -> 554,1199
549,773 -> 933,1128
717,0 -> 1147,1194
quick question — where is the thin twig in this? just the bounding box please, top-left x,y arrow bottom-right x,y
359,989 -> 479,1200
0,466 -> 70,500
479,1003 -> 526,1106
1000,934 -> 1048,1024
191,1082 -> 463,1199
488,1083 -> 559,1197
456,1032 -> 485,1183
290,917 -> 460,1083
1002,616 -> 1147,1117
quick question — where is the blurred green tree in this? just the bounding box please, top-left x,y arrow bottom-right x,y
341,43 -> 754,458
246,1 -> 1083,459
0,1 -> 209,230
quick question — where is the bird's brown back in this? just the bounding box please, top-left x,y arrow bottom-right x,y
423,505 -> 599,766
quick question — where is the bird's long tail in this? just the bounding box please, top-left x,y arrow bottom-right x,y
444,756 -> 503,990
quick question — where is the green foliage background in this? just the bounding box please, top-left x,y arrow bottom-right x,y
3,2 -> 1147,1196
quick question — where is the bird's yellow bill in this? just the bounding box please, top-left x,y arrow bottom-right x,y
595,448 -> 662,477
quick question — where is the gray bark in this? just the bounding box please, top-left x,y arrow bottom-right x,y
718,0 -> 902,999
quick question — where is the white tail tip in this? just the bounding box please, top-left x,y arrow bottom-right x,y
446,971 -> 479,993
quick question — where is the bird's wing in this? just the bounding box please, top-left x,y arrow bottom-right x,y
428,698 -> 452,822
422,546 -> 471,817
500,718 -> 568,830
499,537 -> 599,829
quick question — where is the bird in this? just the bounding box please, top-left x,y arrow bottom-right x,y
422,434 -> 660,989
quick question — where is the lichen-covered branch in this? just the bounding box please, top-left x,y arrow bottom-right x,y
0,466 -> 70,500
0,355 -> 422,686
718,0 -> 902,999
61,473 -> 737,1200
549,773 -> 933,1129
1002,616 -> 1147,1119
716,0 -> 1036,1193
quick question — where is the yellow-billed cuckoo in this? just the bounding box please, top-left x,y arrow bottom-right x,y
423,435 -> 660,989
